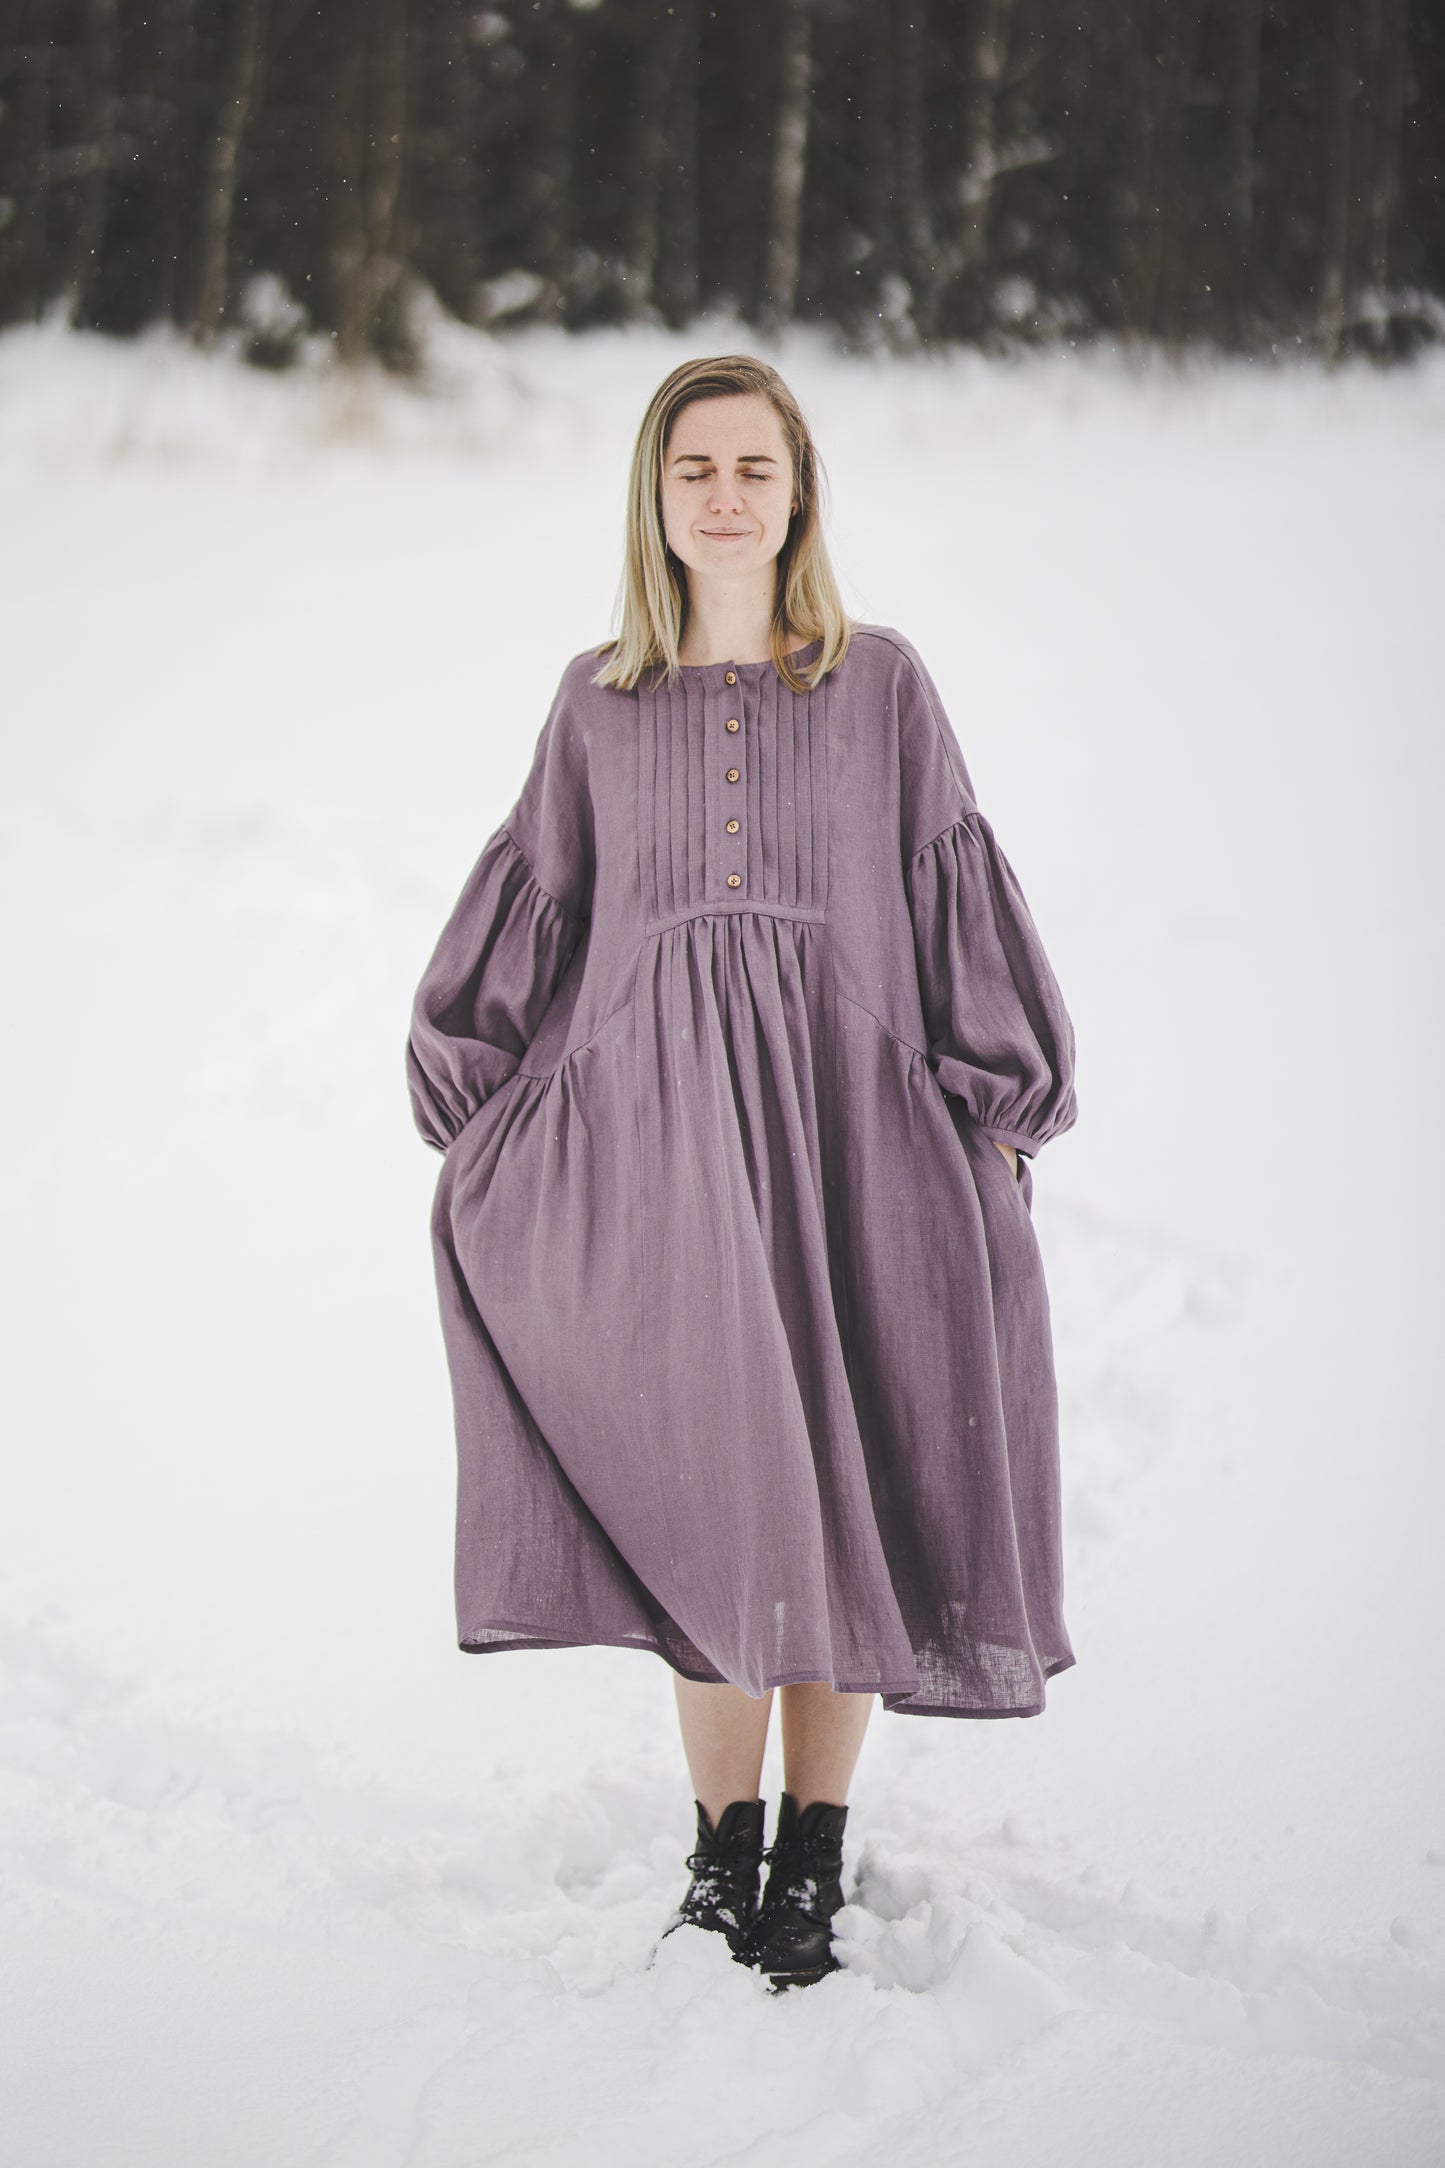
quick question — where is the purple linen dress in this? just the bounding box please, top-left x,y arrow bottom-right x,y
406,624 -> 1079,1717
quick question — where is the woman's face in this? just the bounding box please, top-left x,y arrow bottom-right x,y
659,394 -> 797,588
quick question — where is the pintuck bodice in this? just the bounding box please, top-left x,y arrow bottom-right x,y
636,651 -> 830,928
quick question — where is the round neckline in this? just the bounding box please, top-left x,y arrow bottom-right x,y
675,637 -> 823,677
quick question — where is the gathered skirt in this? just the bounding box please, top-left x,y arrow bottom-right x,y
427,901 -> 1075,1718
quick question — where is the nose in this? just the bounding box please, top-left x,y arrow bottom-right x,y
707,476 -> 746,516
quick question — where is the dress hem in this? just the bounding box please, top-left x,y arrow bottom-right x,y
457,1622 -> 1077,1719
882,1650 -> 1077,1720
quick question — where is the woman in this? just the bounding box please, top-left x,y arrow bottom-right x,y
405,354 -> 1079,1993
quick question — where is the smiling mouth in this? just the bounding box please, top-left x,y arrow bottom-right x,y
704,530 -> 750,538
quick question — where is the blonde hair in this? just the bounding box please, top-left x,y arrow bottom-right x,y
592,354 -> 854,695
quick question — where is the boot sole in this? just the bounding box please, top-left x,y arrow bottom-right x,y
762,1958 -> 841,1992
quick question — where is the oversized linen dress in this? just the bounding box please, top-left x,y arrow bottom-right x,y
406,624 -> 1079,1718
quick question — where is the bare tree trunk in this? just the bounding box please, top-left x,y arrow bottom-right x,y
1228,0 -> 1264,240
893,0 -> 937,341
363,0 -> 408,355
762,0 -> 811,335
860,0 -> 899,333
914,0 -> 1022,342
1122,11 -> 1171,349
329,4 -> 369,362
532,0 -> 573,316
1154,11 -> 1201,359
625,0 -> 675,318
623,0 -> 700,326
1226,0 -> 1264,341
1317,0 -> 1360,358
435,0 -> 485,320
57,0 -> 119,322
191,0 -> 265,345
154,0 -> 198,323
656,0 -> 700,328
4,0 -> 53,321
327,0 -> 409,365
952,0 -> 1012,297
1360,0 -> 1408,343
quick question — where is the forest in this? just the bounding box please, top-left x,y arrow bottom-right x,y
0,0 -> 1439,367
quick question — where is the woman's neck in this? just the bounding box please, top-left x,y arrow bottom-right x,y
677,589 -> 799,667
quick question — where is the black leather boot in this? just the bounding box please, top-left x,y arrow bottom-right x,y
735,1790 -> 849,1989
658,1798 -> 767,1955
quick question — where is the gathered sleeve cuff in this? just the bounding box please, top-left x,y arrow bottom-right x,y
905,808 -> 1078,1158
405,824 -> 586,1153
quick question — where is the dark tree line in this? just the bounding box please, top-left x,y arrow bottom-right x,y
0,0 -> 1439,368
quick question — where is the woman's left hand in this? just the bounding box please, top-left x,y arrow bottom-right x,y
992,1140 -> 1019,1178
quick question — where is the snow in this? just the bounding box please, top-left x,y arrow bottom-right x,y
1,311 -> 1442,2164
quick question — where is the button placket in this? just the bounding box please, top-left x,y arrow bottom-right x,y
717,669 -> 746,894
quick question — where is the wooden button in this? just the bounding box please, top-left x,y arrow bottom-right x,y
726,767 -> 740,782
725,718 -> 740,732
726,819 -> 739,834
726,874 -> 742,888
724,670 -> 737,685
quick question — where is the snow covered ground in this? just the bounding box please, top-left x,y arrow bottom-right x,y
1,314 -> 1442,2165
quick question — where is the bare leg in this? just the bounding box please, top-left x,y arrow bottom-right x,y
778,1682 -> 875,1808
673,1677 -> 774,1830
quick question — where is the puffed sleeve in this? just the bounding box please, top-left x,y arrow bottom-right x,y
405,667 -> 594,1154
896,640 -> 1078,1159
